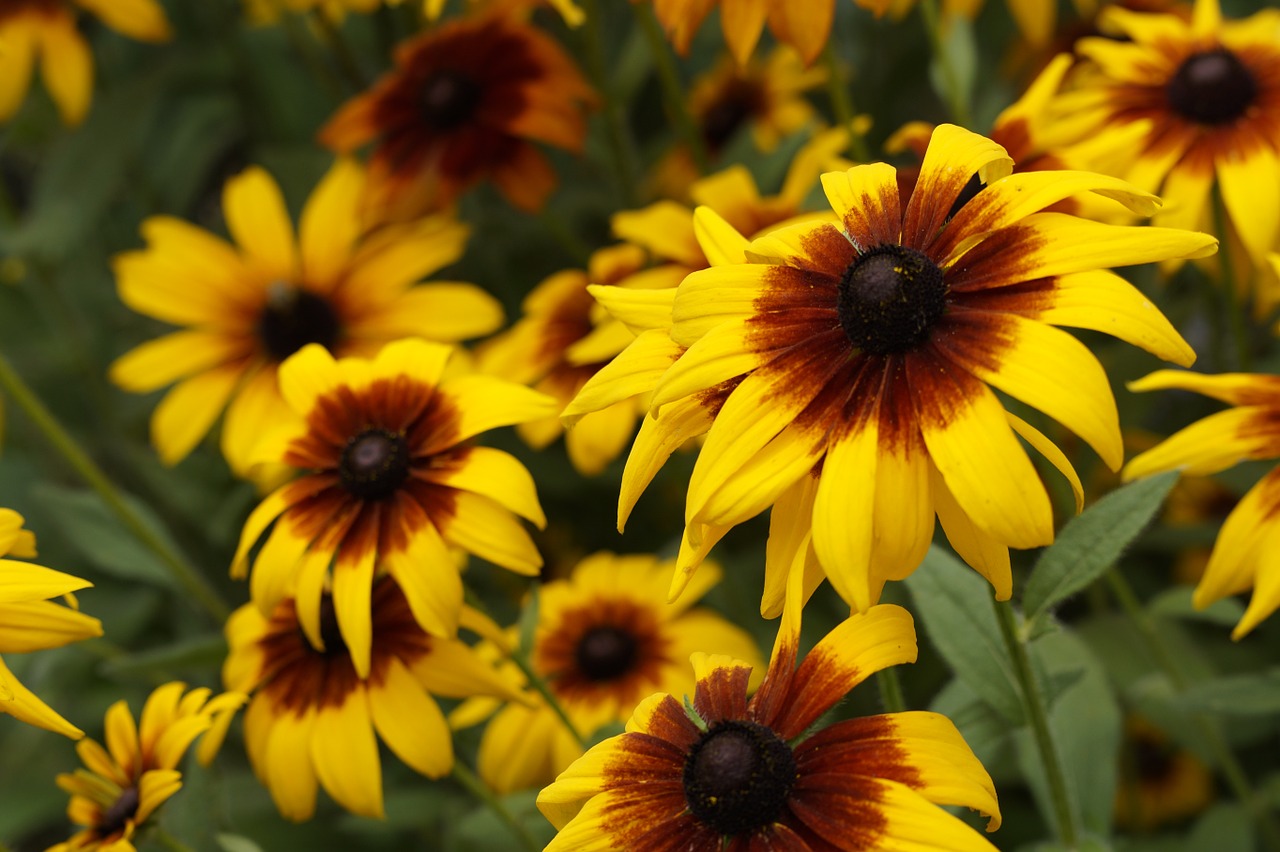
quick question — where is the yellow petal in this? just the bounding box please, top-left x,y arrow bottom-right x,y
299,158 -> 364,289
311,691 -> 383,818
150,364 -> 242,465
223,166 -> 298,283
36,15 -> 92,126
369,658 -> 453,779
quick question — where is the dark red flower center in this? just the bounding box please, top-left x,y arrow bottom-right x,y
683,720 -> 797,837
574,625 -> 637,681
837,244 -> 947,355
701,80 -> 764,152
258,284 -> 341,362
422,69 -> 482,130
1133,737 -> 1175,781
98,786 -> 140,839
339,428 -> 410,500
1167,48 -> 1257,125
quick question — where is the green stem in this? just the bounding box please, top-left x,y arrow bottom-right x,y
580,0 -> 640,207
875,668 -> 907,713
0,353 -> 230,623
821,46 -> 869,163
452,761 -> 541,852
1211,186 -> 1251,371
150,827 -> 198,852
993,598 -> 1080,849
311,11 -> 368,92
634,3 -> 710,173
1107,570 -> 1280,851
280,12 -> 345,102
918,0 -> 971,128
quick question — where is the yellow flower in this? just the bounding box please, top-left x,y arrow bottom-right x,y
0,0 -> 170,125
0,508 -> 101,739
231,338 -> 556,678
451,551 -> 762,794
49,683 -> 246,852
1114,717 -> 1214,831
247,0 -> 585,27
109,159 -> 502,475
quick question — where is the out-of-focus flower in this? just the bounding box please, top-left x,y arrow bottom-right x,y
1125,370 -> 1280,638
231,339 -> 555,676
451,552 -> 761,793
319,14 -> 595,219
0,508 -> 101,739
109,160 -> 501,475
607,124 -> 1211,613
1114,717 -> 1214,831
49,683 -> 245,852
0,0 -> 170,125
223,578 -> 522,820
536,575 -> 1001,849
247,0 -> 585,26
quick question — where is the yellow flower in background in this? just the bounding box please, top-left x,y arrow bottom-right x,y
614,124 -> 1211,614
0,0 -> 170,126
0,509 -> 101,740
450,552 -> 761,794
1124,371 -> 1280,639
49,683 -> 246,852
231,339 -> 555,679
222,578 -> 522,820
1114,717 -> 1214,831
536,575 -> 1001,850
1050,0 -> 1280,267
246,0 -> 585,26
109,159 -> 502,476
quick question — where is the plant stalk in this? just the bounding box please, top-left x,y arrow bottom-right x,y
918,0 -> 971,128
634,4 -> 710,173
452,761 -> 542,852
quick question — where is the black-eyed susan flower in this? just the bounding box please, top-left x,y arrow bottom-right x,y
109,159 -> 501,475
1051,0 -> 1280,266
0,508 -> 101,739
1124,370 -> 1280,638
613,124 -> 1214,613
451,551 -> 762,794
1114,717 -> 1214,831
319,14 -> 595,219
231,338 -> 555,677
49,683 -> 245,852
536,576 -> 1001,850
0,0 -> 170,126
223,578 -> 523,820
249,0 -> 585,25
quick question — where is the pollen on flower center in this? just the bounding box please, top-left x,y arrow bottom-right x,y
339,428 -> 411,500
1167,48 -> 1257,125
837,244 -> 948,355
98,786 -> 140,839
421,69 -> 482,130
258,283 -> 341,362
683,720 -> 797,836
574,625 -> 638,681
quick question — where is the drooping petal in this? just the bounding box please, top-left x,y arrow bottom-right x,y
311,690 -> 384,818
369,658 -> 453,779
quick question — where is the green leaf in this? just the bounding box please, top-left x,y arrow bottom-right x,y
1184,804 -> 1253,852
905,546 -> 1023,723
1147,586 -> 1246,627
216,834 -> 266,852
1177,668 -> 1280,716
1024,471 -> 1179,621
100,633 -> 228,680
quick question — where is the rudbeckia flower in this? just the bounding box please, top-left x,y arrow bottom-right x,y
222,578 -> 523,820
247,0 -> 585,26
109,159 -> 502,475
1124,370 -> 1280,638
536,575 -> 1001,850
231,338 -> 555,678
0,508 -> 101,739
611,124 -> 1213,613
1114,717 -> 1214,831
319,14 -> 595,219
0,0 -> 170,126
1050,0 -> 1280,266
49,683 -> 246,852
450,552 -> 761,794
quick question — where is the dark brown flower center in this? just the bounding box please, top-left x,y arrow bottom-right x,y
1167,49 -> 1257,125
98,786 -> 140,839
702,80 -> 764,152
837,244 -> 947,355
258,283 -> 341,362
574,626 -> 638,682
683,719 -> 796,836
422,69 -> 481,130
339,428 -> 410,500
1133,737 -> 1175,782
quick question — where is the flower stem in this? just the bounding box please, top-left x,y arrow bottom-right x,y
634,3 -> 710,173
821,46 -> 869,163
875,667 -> 907,713
0,353 -> 231,623
1211,186 -> 1252,371
993,598 -> 1080,849
918,0 -> 971,128
452,761 -> 541,852
1107,570 -> 1280,851
311,11 -> 368,92
580,0 -> 640,207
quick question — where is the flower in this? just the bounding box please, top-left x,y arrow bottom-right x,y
49,683 -> 246,852
616,124 -> 1213,613
536,574 -> 1001,850
223,577 -> 522,820
1114,717 -> 1214,831
1123,370 -> 1280,638
1049,0 -> 1280,267
231,338 -> 556,677
109,159 -> 502,475
0,508 -> 102,739
247,0 -> 585,26
319,14 -> 595,219
451,551 -> 762,793
0,0 -> 170,125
